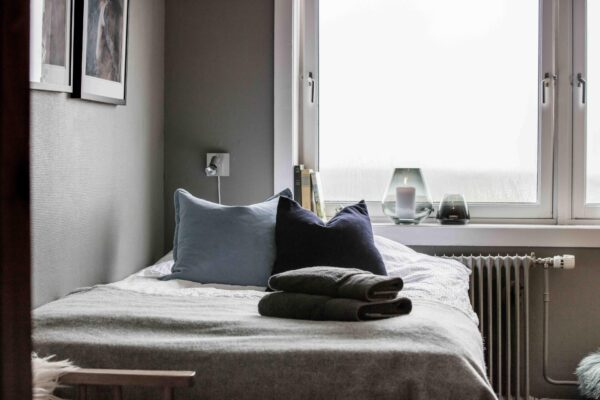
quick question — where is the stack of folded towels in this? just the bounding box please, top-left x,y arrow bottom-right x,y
259,266 -> 412,322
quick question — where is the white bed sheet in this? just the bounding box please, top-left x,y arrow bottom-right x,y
107,235 -> 478,323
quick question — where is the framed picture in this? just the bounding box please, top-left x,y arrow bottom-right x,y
30,0 -> 74,92
73,0 -> 129,105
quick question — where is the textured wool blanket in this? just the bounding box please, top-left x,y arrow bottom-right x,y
33,285 -> 496,400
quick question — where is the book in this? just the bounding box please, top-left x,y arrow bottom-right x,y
293,165 -> 304,203
300,168 -> 313,210
311,171 -> 326,220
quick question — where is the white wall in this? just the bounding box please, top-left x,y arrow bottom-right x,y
31,0 -> 165,307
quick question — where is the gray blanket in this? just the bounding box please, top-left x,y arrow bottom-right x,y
33,286 -> 496,400
268,266 -> 403,301
259,291 -> 412,321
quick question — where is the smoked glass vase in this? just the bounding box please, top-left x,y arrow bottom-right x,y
381,168 -> 434,225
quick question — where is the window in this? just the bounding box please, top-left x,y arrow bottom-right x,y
586,1 -> 600,205
275,0 -> 600,222
318,0 -> 552,219
573,0 -> 600,218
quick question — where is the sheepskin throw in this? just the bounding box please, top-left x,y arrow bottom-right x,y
32,353 -> 77,400
577,349 -> 600,400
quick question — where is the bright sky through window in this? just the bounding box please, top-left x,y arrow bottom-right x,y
587,0 -> 600,204
319,0 -> 539,203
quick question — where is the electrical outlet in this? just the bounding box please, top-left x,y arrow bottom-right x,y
206,153 -> 230,177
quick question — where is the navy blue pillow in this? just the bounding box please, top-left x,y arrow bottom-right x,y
272,197 -> 387,276
267,188 -> 293,201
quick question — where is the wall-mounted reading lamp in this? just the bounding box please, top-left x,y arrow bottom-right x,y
205,153 -> 230,204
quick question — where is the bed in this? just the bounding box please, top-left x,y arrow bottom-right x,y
33,236 -> 497,400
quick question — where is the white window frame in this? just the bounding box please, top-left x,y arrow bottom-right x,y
572,0 -> 600,219
274,0 -> 600,225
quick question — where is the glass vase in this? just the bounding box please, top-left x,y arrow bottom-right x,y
382,168 -> 434,225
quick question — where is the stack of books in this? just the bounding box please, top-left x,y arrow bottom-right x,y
293,165 -> 326,220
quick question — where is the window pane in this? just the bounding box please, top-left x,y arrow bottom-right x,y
587,1 -> 600,204
319,0 -> 539,203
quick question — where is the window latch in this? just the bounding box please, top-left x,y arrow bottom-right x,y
577,73 -> 587,104
541,73 -> 556,105
307,72 -> 315,104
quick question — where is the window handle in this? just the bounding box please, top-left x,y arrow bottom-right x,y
541,73 -> 555,104
577,73 -> 587,104
307,72 -> 315,104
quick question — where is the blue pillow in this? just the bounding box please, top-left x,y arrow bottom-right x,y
163,189 -> 289,287
171,187 -> 292,262
272,196 -> 387,276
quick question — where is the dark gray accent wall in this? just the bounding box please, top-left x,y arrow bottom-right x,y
414,246 -> 599,399
164,0 -> 275,247
31,0 -> 165,307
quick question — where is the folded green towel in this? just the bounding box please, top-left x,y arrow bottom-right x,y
258,292 -> 412,321
267,266 -> 403,301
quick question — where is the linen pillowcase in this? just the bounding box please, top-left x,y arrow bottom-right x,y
171,188 -> 292,262
162,189 -> 290,287
272,196 -> 387,276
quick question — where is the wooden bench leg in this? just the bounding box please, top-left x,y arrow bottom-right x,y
112,385 -> 123,400
163,386 -> 174,400
78,385 -> 87,400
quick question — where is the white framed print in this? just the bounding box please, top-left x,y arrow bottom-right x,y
73,0 -> 129,105
30,0 -> 74,92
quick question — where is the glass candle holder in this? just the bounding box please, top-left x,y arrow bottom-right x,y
382,168 -> 434,224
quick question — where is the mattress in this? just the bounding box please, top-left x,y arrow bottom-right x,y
32,237 -> 495,399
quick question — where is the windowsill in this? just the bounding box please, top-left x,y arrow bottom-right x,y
372,223 -> 600,248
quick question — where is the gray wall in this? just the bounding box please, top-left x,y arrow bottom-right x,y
164,0 -> 274,247
31,0 -> 165,307
163,1 -> 597,398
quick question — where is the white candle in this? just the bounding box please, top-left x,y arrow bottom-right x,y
395,186 -> 416,219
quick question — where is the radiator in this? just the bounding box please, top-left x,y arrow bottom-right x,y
442,254 -> 535,400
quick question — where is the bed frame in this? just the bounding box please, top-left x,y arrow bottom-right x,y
60,369 -> 195,400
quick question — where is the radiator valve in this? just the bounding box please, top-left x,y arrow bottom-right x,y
552,254 -> 575,269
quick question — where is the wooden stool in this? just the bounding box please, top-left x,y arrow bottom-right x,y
59,368 -> 196,400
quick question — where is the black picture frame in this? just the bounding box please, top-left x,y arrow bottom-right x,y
72,0 -> 129,105
30,0 -> 74,93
